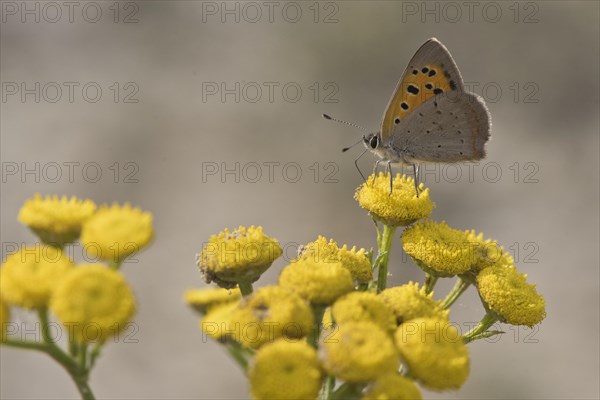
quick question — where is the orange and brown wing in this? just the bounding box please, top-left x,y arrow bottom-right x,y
381,38 -> 464,141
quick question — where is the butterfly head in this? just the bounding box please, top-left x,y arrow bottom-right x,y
363,132 -> 381,151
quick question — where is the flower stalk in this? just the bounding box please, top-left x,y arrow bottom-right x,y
376,224 -> 396,293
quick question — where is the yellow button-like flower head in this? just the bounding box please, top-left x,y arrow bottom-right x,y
395,318 -> 469,390
81,203 -> 153,264
362,373 -> 422,400
477,265 -> 546,327
185,287 -> 241,314
50,265 -> 136,343
279,258 -> 354,305
321,321 -> 398,382
300,236 -> 372,285
18,194 -> 96,246
1,246 -> 73,309
355,173 -> 433,226
402,221 -> 478,276
380,282 -> 449,325
332,292 -> 396,333
198,226 -> 282,289
229,286 -> 314,349
249,339 -> 323,400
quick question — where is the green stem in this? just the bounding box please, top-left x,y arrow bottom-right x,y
423,273 -> 438,295
441,278 -> 471,309
308,305 -> 325,348
4,308 -> 96,399
320,375 -> 335,400
238,281 -> 254,297
224,342 -> 251,371
376,225 -> 397,293
332,383 -> 364,400
463,312 -> 499,343
2,338 -> 95,399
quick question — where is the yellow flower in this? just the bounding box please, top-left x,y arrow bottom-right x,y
229,286 -> 314,349
81,203 -> 153,264
185,287 -> 241,314
50,265 -> 136,343
362,373 -> 422,400
300,236 -> 372,285
332,292 -> 396,333
465,229 -> 515,271
18,194 -> 96,246
0,245 -> 74,309
321,321 -> 398,382
395,318 -> 469,390
249,339 -> 323,400
355,173 -> 433,226
0,297 -> 10,341
200,302 -> 239,341
402,221 -> 478,276
380,282 -> 449,324
476,265 -> 546,327
279,258 -> 354,305
198,226 -> 282,289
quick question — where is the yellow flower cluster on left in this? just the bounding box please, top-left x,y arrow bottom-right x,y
2,194 -> 152,346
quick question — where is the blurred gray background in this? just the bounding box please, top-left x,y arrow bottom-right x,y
1,1 -> 599,399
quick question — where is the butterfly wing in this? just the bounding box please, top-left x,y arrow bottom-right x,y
392,92 -> 491,162
381,38 -> 464,142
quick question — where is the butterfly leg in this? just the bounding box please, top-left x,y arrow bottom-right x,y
412,163 -> 420,197
371,160 -> 382,186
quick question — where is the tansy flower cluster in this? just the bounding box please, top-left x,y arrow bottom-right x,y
189,173 -> 546,399
1,194 -> 154,400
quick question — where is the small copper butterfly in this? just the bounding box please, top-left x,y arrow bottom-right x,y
325,38 -> 491,196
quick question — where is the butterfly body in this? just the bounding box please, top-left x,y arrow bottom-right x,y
363,38 -> 491,190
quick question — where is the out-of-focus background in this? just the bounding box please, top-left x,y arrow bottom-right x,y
1,1 -> 598,399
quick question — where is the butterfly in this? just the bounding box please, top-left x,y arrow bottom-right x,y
326,38 -> 491,196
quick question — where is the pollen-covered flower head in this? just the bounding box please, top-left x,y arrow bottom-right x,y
380,282 -> 449,325
299,236 -> 372,285
249,339 -> 323,400
185,287 -> 241,314
81,203 -> 153,264
362,373 -> 422,400
198,226 -> 282,289
18,194 -> 96,246
50,265 -> 136,343
332,291 -> 396,333
229,286 -> 314,349
355,173 -> 433,226
465,229 -> 515,272
476,265 -> 546,327
279,258 -> 354,305
402,221 -> 478,276
0,245 -> 74,309
0,297 -> 9,341
395,317 -> 469,390
321,321 -> 399,382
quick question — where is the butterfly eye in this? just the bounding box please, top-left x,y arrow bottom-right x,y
370,136 -> 379,149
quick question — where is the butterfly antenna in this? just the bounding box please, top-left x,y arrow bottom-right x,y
323,114 -> 368,132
